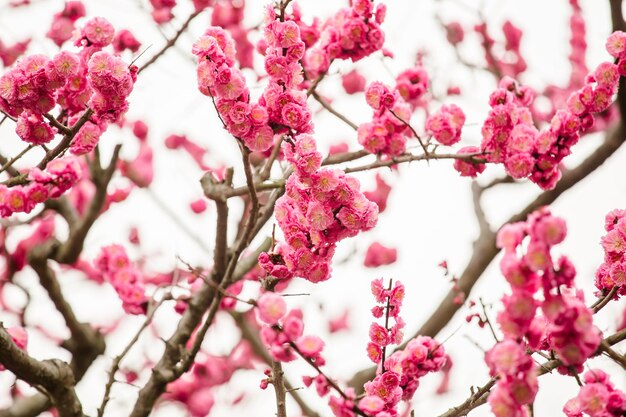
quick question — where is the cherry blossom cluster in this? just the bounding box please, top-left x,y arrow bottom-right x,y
564,369 -> 626,417
304,0 -> 386,80
0,157 -> 82,217
425,104 -> 465,146
211,0 -> 253,69
47,1 -> 86,47
365,279 -> 405,364
355,280 -> 446,416
256,292 -> 325,363
0,327 -> 28,371
488,208 -> 603,416
260,7 -> 312,137
595,209 -> 626,297
0,38 -> 29,67
485,340 -> 537,417
364,242 -> 397,268
258,134 -> 378,283
165,342 -> 253,417
194,27 -> 274,152
496,208 -> 601,368
480,44 -> 621,190
1,16 -> 135,159
358,62 -> 430,156
94,245 -> 148,315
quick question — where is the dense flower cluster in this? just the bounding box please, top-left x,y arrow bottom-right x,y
425,104 -> 465,146
497,209 -> 601,366
260,7 -> 312,136
564,369 -> 626,417
94,245 -> 147,315
595,209 -> 626,297
212,0 -> 253,69
485,340 -> 537,417
358,63 -> 430,156
256,293 -> 325,363
364,242 -> 397,268
480,44 -> 621,190
258,134 -> 378,283
304,0 -> 386,79
488,208 -> 603,415
194,27 -> 274,152
0,157 -> 81,217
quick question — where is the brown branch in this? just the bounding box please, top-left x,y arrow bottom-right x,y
0,325 -> 85,417
138,10 -> 203,74
97,296 -> 168,417
271,361 -> 288,417
312,92 -> 358,131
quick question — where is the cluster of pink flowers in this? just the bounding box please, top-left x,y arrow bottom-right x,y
0,38 -> 29,67
212,0 -> 253,69
0,327 -> 28,371
0,157 -> 82,217
488,208 -> 605,415
497,209 -> 601,367
564,369 -> 626,417
365,279 -> 405,364
304,0 -> 386,80
358,63 -> 430,156
260,7 -> 312,137
0,52 -> 79,117
480,43 -> 621,190
453,146 -> 486,178
87,50 -> 136,122
485,340 -> 537,417
165,342 -> 253,417
595,209 -> 626,297
256,292 -> 325,364
94,245 -> 147,315
425,104 -> 465,146
46,1 -> 86,47
194,27 -> 274,152
364,242 -> 397,268
258,134 -> 378,283
348,279 -> 446,417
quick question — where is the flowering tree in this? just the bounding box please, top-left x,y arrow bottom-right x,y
0,0 -> 626,416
